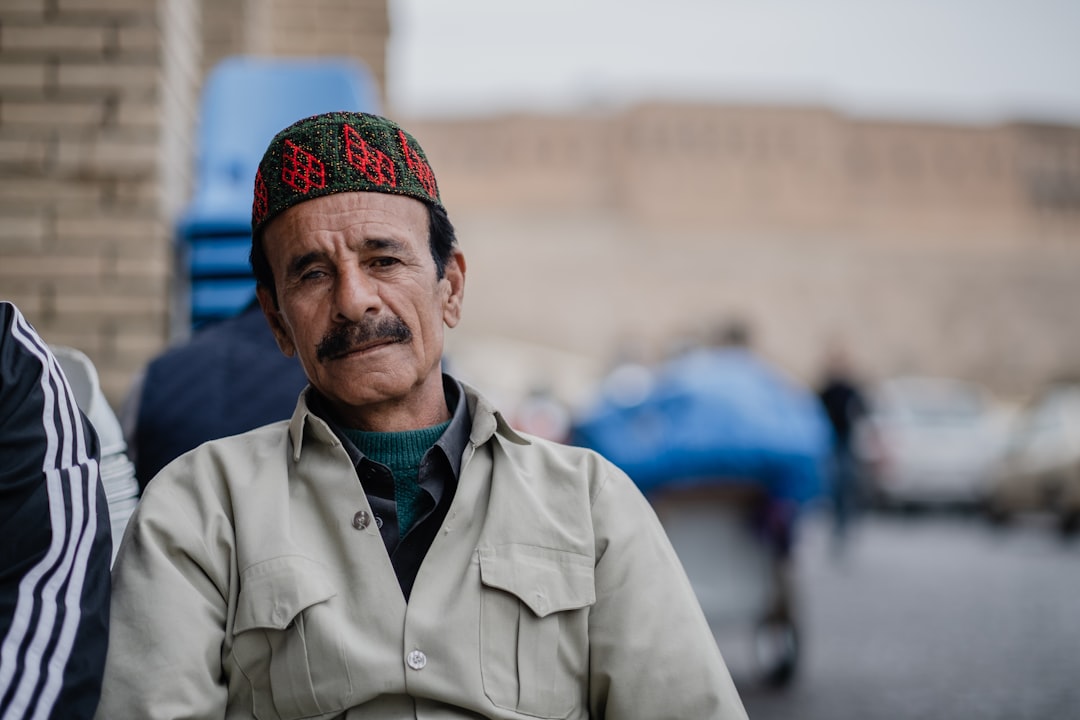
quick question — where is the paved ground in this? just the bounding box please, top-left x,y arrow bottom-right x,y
710,509 -> 1080,720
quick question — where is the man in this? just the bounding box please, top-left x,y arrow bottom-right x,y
96,112 -> 748,719
1,302 -> 112,720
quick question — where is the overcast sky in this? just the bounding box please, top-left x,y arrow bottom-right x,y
386,0 -> 1080,124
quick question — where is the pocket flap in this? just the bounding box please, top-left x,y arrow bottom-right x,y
234,555 -> 338,634
478,544 -> 595,618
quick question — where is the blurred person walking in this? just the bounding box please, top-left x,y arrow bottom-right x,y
817,343 -> 869,551
0,302 -> 112,720
95,111 -> 748,719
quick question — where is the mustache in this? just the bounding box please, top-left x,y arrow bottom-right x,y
315,316 -> 412,361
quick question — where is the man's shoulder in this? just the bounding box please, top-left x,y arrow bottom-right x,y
496,431 -> 628,498
458,379 -> 631,496
148,420 -> 293,488
196,418 -> 292,459
510,431 -> 602,462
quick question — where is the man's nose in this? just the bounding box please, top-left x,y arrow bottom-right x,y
333,264 -> 381,322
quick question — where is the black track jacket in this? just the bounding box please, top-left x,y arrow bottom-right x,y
0,301 -> 111,720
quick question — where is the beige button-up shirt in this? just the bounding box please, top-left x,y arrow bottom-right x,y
96,382 -> 747,720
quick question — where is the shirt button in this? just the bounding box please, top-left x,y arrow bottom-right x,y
352,510 -> 371,530
406,649 -> 427,670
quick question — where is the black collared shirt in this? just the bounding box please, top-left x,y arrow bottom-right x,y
310,375 -> 471,599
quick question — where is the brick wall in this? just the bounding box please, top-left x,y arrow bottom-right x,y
0,0 -> 171,405
0,0 -> 389,408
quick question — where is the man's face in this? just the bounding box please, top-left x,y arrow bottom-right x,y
257,191 -> 465,429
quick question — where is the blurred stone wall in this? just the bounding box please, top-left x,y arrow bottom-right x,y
407,107 -> 1080,401
0,0 -> 389,408
410,106 -> 1080,243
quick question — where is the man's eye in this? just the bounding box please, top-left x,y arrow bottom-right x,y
300,269 -> 328,281
371,257 -> 400,268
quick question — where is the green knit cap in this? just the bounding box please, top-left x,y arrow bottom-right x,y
251,111 -> 442,235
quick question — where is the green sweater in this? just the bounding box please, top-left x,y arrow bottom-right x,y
342,421 -> 449,534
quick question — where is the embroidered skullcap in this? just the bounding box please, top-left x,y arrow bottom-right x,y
251,111 -> 442,236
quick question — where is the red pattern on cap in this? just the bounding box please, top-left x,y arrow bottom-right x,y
252,170 -> 268,225
281,140 -> 326,194
398,130 -> 437,199
344,123 -> 398,188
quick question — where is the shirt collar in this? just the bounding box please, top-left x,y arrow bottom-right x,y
459,379 -> 530,448
286,373 -> 526,467
435,376 -> 470,476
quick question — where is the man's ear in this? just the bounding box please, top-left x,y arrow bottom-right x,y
442,249 -> 466,328
256,286 -> 297,357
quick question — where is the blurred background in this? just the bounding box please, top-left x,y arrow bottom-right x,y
2,0 -> 1078,717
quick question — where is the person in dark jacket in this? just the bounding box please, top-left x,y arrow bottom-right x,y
122,300 -> 308,490
0,301 -> 112,720
817,343 -> 869,550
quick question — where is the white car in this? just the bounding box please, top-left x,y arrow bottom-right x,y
855,376 -> 1013,509
985,381 -> 1080,535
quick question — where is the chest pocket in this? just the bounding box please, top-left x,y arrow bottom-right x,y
478,544 -> 595,719
231,556 -> 350,720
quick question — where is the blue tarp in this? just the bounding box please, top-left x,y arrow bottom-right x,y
573,348 -> 832,503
